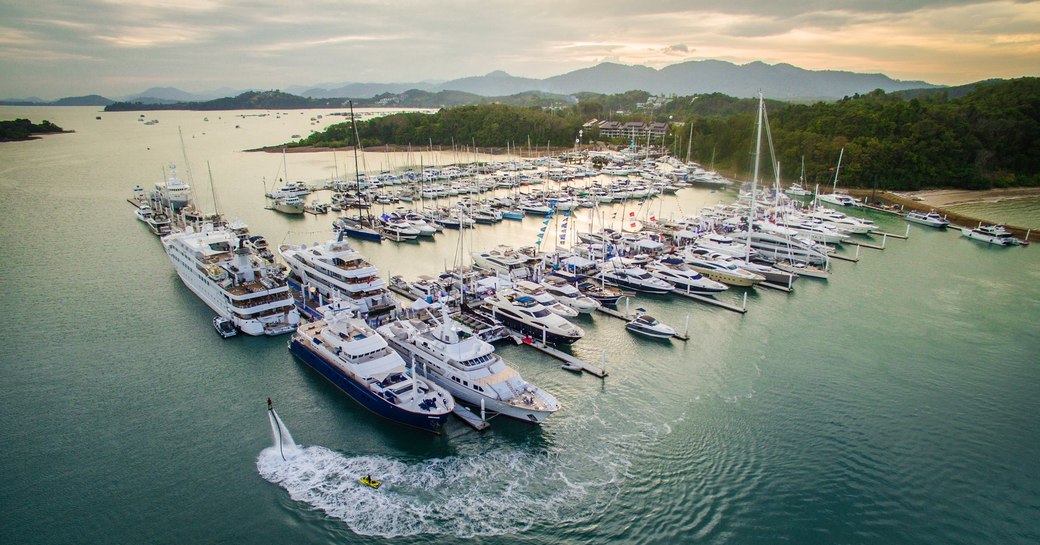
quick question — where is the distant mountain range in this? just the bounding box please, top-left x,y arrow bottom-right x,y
3,59 -> 944,106
295,60 -> 939,101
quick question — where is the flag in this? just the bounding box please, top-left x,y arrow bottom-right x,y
563,210 -> 571,217
629,211 -> 635,217
539,226 -> 546,232
649,215 -> 656,222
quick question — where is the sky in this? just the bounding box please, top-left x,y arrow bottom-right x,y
1,0 -> 1038,99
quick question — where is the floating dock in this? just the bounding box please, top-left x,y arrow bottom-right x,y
451,405 -> 490,431
515,336 -> 608,378
759,281 -> 794,293
668,290 -> 748,314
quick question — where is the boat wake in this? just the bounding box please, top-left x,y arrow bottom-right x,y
257,412 -> 624,537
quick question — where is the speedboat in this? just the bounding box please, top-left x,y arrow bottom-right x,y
905,210 -> 950,229
483,290 -> 584,345
378,306 -> 560,423
213,316 -> 237,338
289,310 -> 455,433
625,312 -> 676,339
645,258 -> 729,294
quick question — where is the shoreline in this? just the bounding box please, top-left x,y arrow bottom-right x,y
245,144 -> 579,155
894,187 -> 1040,207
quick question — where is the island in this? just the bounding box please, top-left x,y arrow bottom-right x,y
0,119 -> 70,142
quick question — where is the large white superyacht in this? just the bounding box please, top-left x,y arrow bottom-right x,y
377,306 -> 560,423
278,233 -> 398,320
162,223 -> 300,336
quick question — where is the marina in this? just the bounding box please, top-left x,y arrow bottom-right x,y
2,106 -> 1038,545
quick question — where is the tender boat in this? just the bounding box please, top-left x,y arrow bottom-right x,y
482,291 -> 584,345
289,310 -> 455,433
213,316 -> 237,338
378,306 -> 560,423
625,312 -> 676,339
905,210 -> 950,229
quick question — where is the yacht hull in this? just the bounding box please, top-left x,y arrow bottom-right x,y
289,338 -> 448,433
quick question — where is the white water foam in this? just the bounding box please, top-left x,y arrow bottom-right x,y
267,409 -> 300,460
257,445 -> 624,537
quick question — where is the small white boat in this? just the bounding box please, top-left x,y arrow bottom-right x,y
213,316 -> 237,338
625,311 -> 676,340
905,210 -> 949,229
961,224 -> 1026,246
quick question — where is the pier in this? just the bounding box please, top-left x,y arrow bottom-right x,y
514,335 -> 608,378
451,404 -> 491,431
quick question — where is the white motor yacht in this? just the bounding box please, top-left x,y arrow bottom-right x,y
905,210 -> 950,229
680,248 -> 766,287
483,290 -> 584,345
625,312 -> 676,339
510,279 -> 579,317
278,234 -> 398,318
163,223 -> 300,336
961,224 -> 1026,246
539,276 -> 601,313
378,308 -> 560,423
646,258 -> 729,294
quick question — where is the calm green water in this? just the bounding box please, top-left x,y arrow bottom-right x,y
947,197 -> 1040,230
2,107 -> 1039,545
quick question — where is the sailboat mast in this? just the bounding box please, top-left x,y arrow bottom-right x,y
349,100 -> 364,222
833,147 -> 844,192
747,92 -> 765,262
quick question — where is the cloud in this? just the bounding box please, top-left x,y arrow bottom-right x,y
0,0 -> 1038,97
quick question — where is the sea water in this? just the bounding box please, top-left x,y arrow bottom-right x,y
1,106 -> 1038,545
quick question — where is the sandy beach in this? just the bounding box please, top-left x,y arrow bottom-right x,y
897,187 -> 1040,207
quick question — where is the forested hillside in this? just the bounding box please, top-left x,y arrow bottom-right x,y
291,78 -> 1040,190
